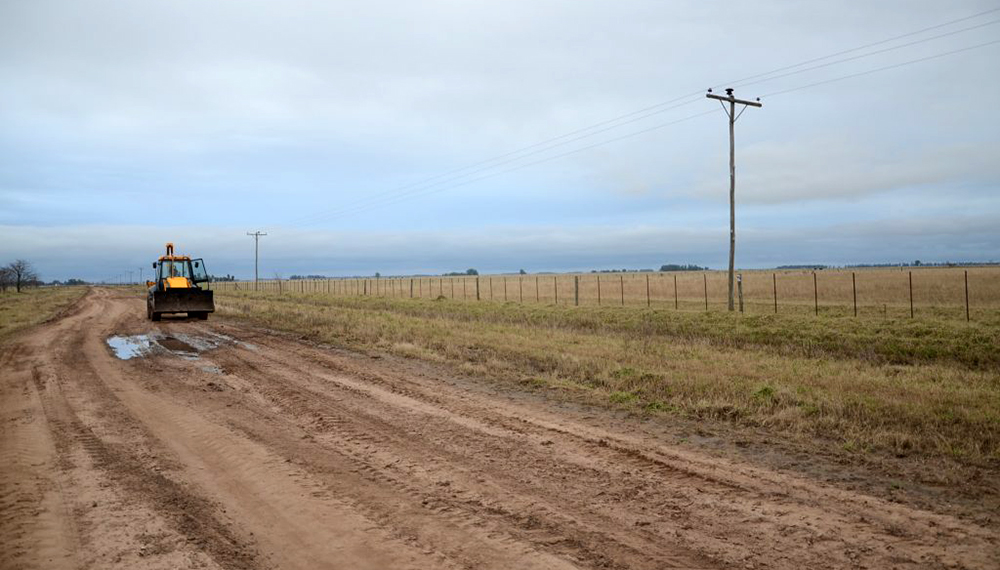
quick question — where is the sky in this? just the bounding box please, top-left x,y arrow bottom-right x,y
1,0 -> 998,281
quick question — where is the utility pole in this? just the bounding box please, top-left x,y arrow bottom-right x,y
247,231 -> 267,291
139,267 -> 144,285
706,87 -> 761,311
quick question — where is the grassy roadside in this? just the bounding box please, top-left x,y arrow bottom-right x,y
0,286 -> 89,343
215,290 -> 1000,462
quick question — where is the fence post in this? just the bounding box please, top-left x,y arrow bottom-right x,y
852,272 -> 857,317
554,276 -> 558,305
535,276 -> 539,302
597,275 -> 602,305
463,278 -> 467,299
964,270 -> 970,322
620,274 -> 625,306
574,276 -> 579,306
451,278 -> 455,299
278,279 -> 282,294
703,273 -> 708,311
504,277 -> 508,302
813,272 -> 818,316
646,274 -> 650,307
772,273 -> 777,314
489,277 -> 493,300
674,274 -> 678,310
519,276 -> 523,302
737,273 -> 744,313
476,277 -> 480,300
909,271 -> 914,318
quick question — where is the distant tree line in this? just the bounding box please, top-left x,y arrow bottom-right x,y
210,274 -> 237,282
47,278 -> 88,286
443,269 -> 478,276
658,264 -> 707,272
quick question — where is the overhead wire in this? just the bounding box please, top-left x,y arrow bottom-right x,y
274,8 -> 1000,228
298,37 -> 1000,226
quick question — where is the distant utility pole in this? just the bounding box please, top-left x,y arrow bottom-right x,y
139,267 -> 144,285
247,231 -> 267,291
706,87 -> 762,311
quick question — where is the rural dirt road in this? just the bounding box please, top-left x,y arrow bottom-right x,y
1,288 -> 996,570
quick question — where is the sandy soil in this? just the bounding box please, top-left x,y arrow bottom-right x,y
1,288 -> 996,569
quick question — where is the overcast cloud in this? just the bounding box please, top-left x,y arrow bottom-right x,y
1,0 -> 998,281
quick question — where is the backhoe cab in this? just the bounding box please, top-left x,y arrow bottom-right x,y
147,243 -> 214,321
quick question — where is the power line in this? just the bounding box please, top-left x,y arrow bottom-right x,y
732,18 -> 1000,91
273,8 -> 1000,228
291,110 -> 717,224
761,38 -> 1000,98
247,231 -> 267,291
286,97 -> 704,227
723,6 -> 1000,88
296,37 -> 1000,226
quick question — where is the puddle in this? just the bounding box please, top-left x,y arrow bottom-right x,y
158,337 -> 196,353
106,335 -> 153,360
107,332 -> 237,361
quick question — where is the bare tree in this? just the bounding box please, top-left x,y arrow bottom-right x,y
6,259 -> 39,293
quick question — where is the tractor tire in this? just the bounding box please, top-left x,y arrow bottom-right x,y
194,312 -> 209,321
151,311 -> 161,322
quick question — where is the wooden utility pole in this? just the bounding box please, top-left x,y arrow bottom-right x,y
246,231 -> 267,291
706,88 -> 761,311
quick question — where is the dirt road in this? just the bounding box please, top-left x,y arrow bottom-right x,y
1,288 -> 996,569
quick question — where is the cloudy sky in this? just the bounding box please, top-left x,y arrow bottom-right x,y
1,0 -> 998,281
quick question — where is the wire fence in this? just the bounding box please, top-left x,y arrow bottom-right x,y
210,267 -> 1000,321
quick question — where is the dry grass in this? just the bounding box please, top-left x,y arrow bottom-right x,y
213,266 -> 1000,321
0,286 -> 88,343
213,289 -> 1000,463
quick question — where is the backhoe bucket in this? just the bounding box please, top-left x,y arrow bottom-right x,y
151,289 -> 215,315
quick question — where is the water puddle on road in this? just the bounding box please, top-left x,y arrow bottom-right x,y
106,332 -> 235,361
106,335 -> 153,360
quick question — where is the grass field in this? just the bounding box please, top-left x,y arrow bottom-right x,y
212,288 -> 1000,464
0,286 -> 88,343
213,266 -> 1000,321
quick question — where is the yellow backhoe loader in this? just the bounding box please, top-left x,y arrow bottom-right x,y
147,243 -> 214,321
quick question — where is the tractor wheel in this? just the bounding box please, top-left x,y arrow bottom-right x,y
193,312 -> 209,320
151,311 -> 161,322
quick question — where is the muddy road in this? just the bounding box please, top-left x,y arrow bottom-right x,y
1,288 -> 996,569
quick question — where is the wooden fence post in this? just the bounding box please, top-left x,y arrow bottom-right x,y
909,271 -> 914,318
852,272 -> 857,317
620,275 -> 624,306
645,274 -> 650,307
476,277 -> 480,300
772,273 -> 777,314
703,273 -> 708,311
535,276 -> 539,302
519,276 -> 523,302
554,276 -> 558,305
813,272 -> 818,316
674,274 -> 678,310
504,277 -> 508,302
965,270 -> 970,322
574,276 -> 579,306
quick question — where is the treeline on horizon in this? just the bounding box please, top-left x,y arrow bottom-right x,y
28,259 -> 1000,286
